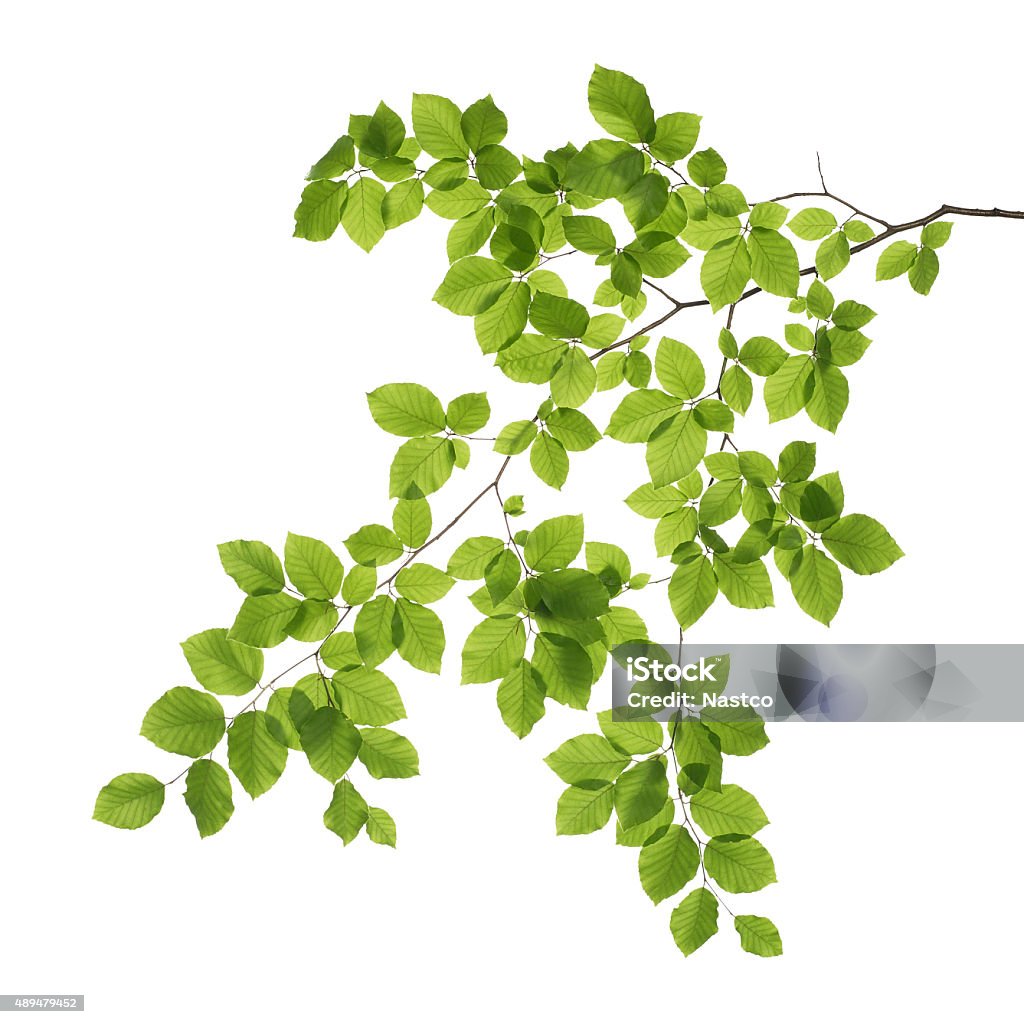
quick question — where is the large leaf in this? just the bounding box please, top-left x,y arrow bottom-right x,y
284,533 -> 343,600
704,836 -> 777,893
690,784 -> 769,837
93,773 -> 164,830
367,383 -> 446,436
822,514 -> 904,574
545,734 -> 629,785
181,628 -> 263,696
226,711 -> 287,799
587,65 -> 656,142
670,887 -> 719,956
564,140 -> 645,199
300,707 -> 362,781
700,236 -> 750,311
183,759 -> 234,838
556,784 -> 615,835
140,687 -> 225,757
461,616 -> 527,683
638,825 -> 700,904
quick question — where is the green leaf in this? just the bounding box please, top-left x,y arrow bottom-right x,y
668,556 -> 717,630
475,281 -> 530,353
530,433 -> 569,489
670,888 -> 720,956
639,825 -> 700,904
354,595 -> 398,667
366,806 -> 398,848
392,499 -> 431,549
691,784 -> 769,837
532,633 -> 594,709
699,479 -> 742,526
497,333 -> 568,384
646,411 -> 707,486
738,336 -> 787,377
822,514 -> 904,574
434,256 -> 513,315
341,564 -> 376,605
461,615 -> 526,683
790,545 -> 843,625
446,392 -> 490,434
93,773 -> 164,830
843,219 -> 875,243
265,688 -> 303,749
815,231 -> 850,280
563,215 -> 616,255
475,145 -> 521,189
286,599 -> 338,643
367,383 -> 446,436
547,408 -> 601,451
606,388 -> 681,443
389,436 -> 456,499
705,836 -> 777,893
909,246 -> 940,294
687,148 -> 727,188
806,279 -> 834,319
345,524 -> 404,567
784,323 -> 816,351
614,758 -> 669,828
700,236 -> 751,312
787,207 -> 836,240
323,779 -> 368,845
341,178 -> 386,252
596,351 -> 626,390
300,707 -> 362,781
764,355 -> 814,422
749,201 -> 788,229
707,183 -> 748,217
617,799 -> 674,847
141,687 -> 225,757
778,440 -> 816,483
551,347 -> 597,408
623,174 -> 670,229
395,598 -> 445,673
448,536 -> 504,579
382,178 -> 424,229
650,112 -> 701,161
494,419 -> 538,455
587,65 -> 656,143
545,734 -> 630,785
556,783 -> 615,835
395,563 -> 454,604
597,710 -> 662,754
564,140 -> 645,199
655,337 -> 705,400
805,360 -> 849,433
876,240 -> 917,280
529,292 -> 590,340
228,593 -> 301,648
217,540 -> 284,595
358,727 -> 420,779
284,533 -> 343,600
720,365 -> 752,414
714,553 -> 774,609
183,759 -> 233,838
921,221 -> 953,249
411,93 -> 468,159
181,628 -> 263,696
332,667 -> 406,726
748,227 -> 799,297
306,135 -> 355,181
497,660 -> 546,738
693,399 -> 734,432
537,569 -> 610,620
735,915 -> 783,957
293,179 -> 347,241
524,514 -> 584,571
831,300 -> 875,330
625,482 -> 687,519
461,95 -> 507,151
226,711 -> 287,799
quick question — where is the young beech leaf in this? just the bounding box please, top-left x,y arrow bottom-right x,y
94,773 -> 165,830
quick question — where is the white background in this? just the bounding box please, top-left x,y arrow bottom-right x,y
2,2 -> 1022,1020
